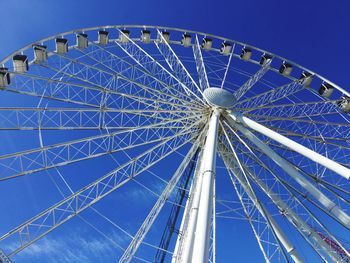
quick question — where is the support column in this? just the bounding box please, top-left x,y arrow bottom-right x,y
229,112 -> 350,180
219,127 -> 303,262
225,113 -> 350,230
191,109 -> 220,262
219,136 -> 342,262
174,152 -> 204,263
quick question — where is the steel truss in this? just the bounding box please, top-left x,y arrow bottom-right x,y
1,25 -> 350,263
153,149 -> 199,263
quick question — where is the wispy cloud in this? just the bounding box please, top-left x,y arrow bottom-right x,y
6,229 -> 128,262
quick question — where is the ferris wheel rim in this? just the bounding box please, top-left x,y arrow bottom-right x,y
0,23 -> 349,263
1,24 -> 349,98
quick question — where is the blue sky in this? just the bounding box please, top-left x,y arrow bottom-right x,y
1,0 -> 350,262
1,0 -> 350,89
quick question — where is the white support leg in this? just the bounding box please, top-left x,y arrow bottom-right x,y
172,109 -> 220,263
229,112 -> 350,180
220,126 -> 303,263
172,149 -> 204,263
175,159 -> 204,263
219,138 -> 342,262
212,174 -> 216,263
119,139 -> 202,263
225,113 -> 350,230
192,109 -> 220,262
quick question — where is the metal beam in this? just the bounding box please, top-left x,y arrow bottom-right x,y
191,109 -> 220,262
235,79 -> 305,109
0,129 -> 197,257
220,124 -> 302,262
225,113 -> 350,230
119,134 -> 204,263
221,121 -> 350,259
193,35 -> 210,91
114,30 -> 204,104
218,136 -> 342,262
155,29 -> 203,98
154,150 -> 199,263
228,112 -> 350,181
0,116 -> 200,181
233,60 -> 271,101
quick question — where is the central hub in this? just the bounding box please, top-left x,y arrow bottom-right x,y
203,87 -> 236,108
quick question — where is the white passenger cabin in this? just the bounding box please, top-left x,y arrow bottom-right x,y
220,42 -> 232,55
181,33 -> 192,47
299,71 -> 313,87
159,31 -> 170,43
338,95 -> 350,112
279,62 -> 293,76
0,68 -> 10,87
240,47 -> 252,61
259,54 -> 272,66
202,37 -> 212,50
33,44 -> 48,63
141,30 -> 151,43
56,38 -> 68,54
319,83 -> 334,98
119,30 -> 130,43
76,33 -> 88,49
13,54 -> 29,73
98,31 -> 109,45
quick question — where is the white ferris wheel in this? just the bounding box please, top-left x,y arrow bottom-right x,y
0,25 -> 350,263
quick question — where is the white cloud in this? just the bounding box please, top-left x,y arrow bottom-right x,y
6,229 -> 127,263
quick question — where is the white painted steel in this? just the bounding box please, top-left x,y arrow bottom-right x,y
193,34 -> 210,91
220,126 -> 303,263
222,120 -> 350,259
171,169 -> 195,263
229,112 -> 350,180
226,113 -> 350,230
203,88 -> 236,108
191,109 -> 220,263
1,24 -> 350,262
119,138 -> 202,263
174,151 -> 204,263
172,135 -> 207,263
221,149 -> 342,262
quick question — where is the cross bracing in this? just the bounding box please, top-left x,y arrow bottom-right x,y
0,25 -> 349,263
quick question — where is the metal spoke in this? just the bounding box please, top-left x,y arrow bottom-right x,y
254,117 -> 350,144
233,60 -> 271,101
230,138 -> 350,257
193,35 -> 210,91
0,107 -> 195,130
114,30 -> 205,104
225,113 -> 350,230
222,121 -> 350,259
0,127 -> 199,257
243,100 -> 344,118
235,79 -> 305,109
154,29 -> 203,97
219,141 -> 341,262
6,71 -> 199,113
119,131 -> 205,263
0,115 -> 201,181
220,45 -> 235,89
228,112 -> 350,180
231,127 -> 350,195
45,53 -> 201,111
219,129 -> 298,262
71,45 -> 202,109
84,40 -> 200,105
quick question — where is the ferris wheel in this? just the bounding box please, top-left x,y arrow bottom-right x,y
0,25 -> 350,262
